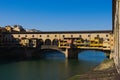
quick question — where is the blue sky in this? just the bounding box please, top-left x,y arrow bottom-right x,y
0,0 -> 112,31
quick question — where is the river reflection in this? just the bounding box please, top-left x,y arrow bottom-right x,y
0,50 -> 106,80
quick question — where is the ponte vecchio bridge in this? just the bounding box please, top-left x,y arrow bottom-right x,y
2,30 -> 113,58
0,0 -> 120,73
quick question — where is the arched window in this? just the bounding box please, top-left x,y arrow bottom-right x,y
45,39 -> 51,45
52,39 -> 58,46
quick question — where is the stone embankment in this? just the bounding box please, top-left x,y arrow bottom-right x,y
67,59 -> 120,80
0,47 -> 37,59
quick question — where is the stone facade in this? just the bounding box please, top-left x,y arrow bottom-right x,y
113,0 -> 120,73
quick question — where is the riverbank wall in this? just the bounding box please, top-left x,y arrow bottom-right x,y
67,59 -> 120,80
0,47 -> 41,60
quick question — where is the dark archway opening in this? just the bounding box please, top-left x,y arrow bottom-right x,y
45,39 -> 51,45
78,50 -> 106,63
39,49 -> 65,59
52,39 -> 58,46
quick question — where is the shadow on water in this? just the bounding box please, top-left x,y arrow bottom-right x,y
0,51 -> 65,65
0,50 -> 107,80
0,58 -> 37,66
42,51 -> 65,60
0,50 -> 106,66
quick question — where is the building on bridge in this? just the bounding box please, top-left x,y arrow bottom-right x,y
1,30 -> 113,54
1,30 -> 113,48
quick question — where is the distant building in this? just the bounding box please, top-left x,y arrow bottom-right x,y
26,29 -> 40,32
5,25 -> 13,32
12,25 -> 26,32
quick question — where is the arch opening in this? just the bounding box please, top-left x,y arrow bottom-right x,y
45,39 -> 51,45
52,39 -> 58,46
40,49 -> 65,59
78,50 -> 106,63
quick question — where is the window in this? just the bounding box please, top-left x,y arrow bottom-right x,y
18,35 -> 20,37
47,35 -> 49,37
63,35 -> 65,37
71,35 -> 73,37
88,35 -> 91,37
97,35 -> 99,37
25,35 -> 27,37
79,35 -> 82,38
32,35 -> 34,37
106,35 -> 108,37
55,35 -> 57,37
40,35 -> 42,37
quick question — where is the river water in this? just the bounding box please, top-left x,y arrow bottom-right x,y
0,50 -> 106,80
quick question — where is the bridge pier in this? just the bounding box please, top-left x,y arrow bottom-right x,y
104,50 -> 111,59
65,48 -> 78,59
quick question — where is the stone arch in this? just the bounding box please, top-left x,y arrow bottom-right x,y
78,49 -> 111,58
45,39 -> 51,45
52,39 -> 59,46
36,48 -> 66,58
41,49 -> 64,54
